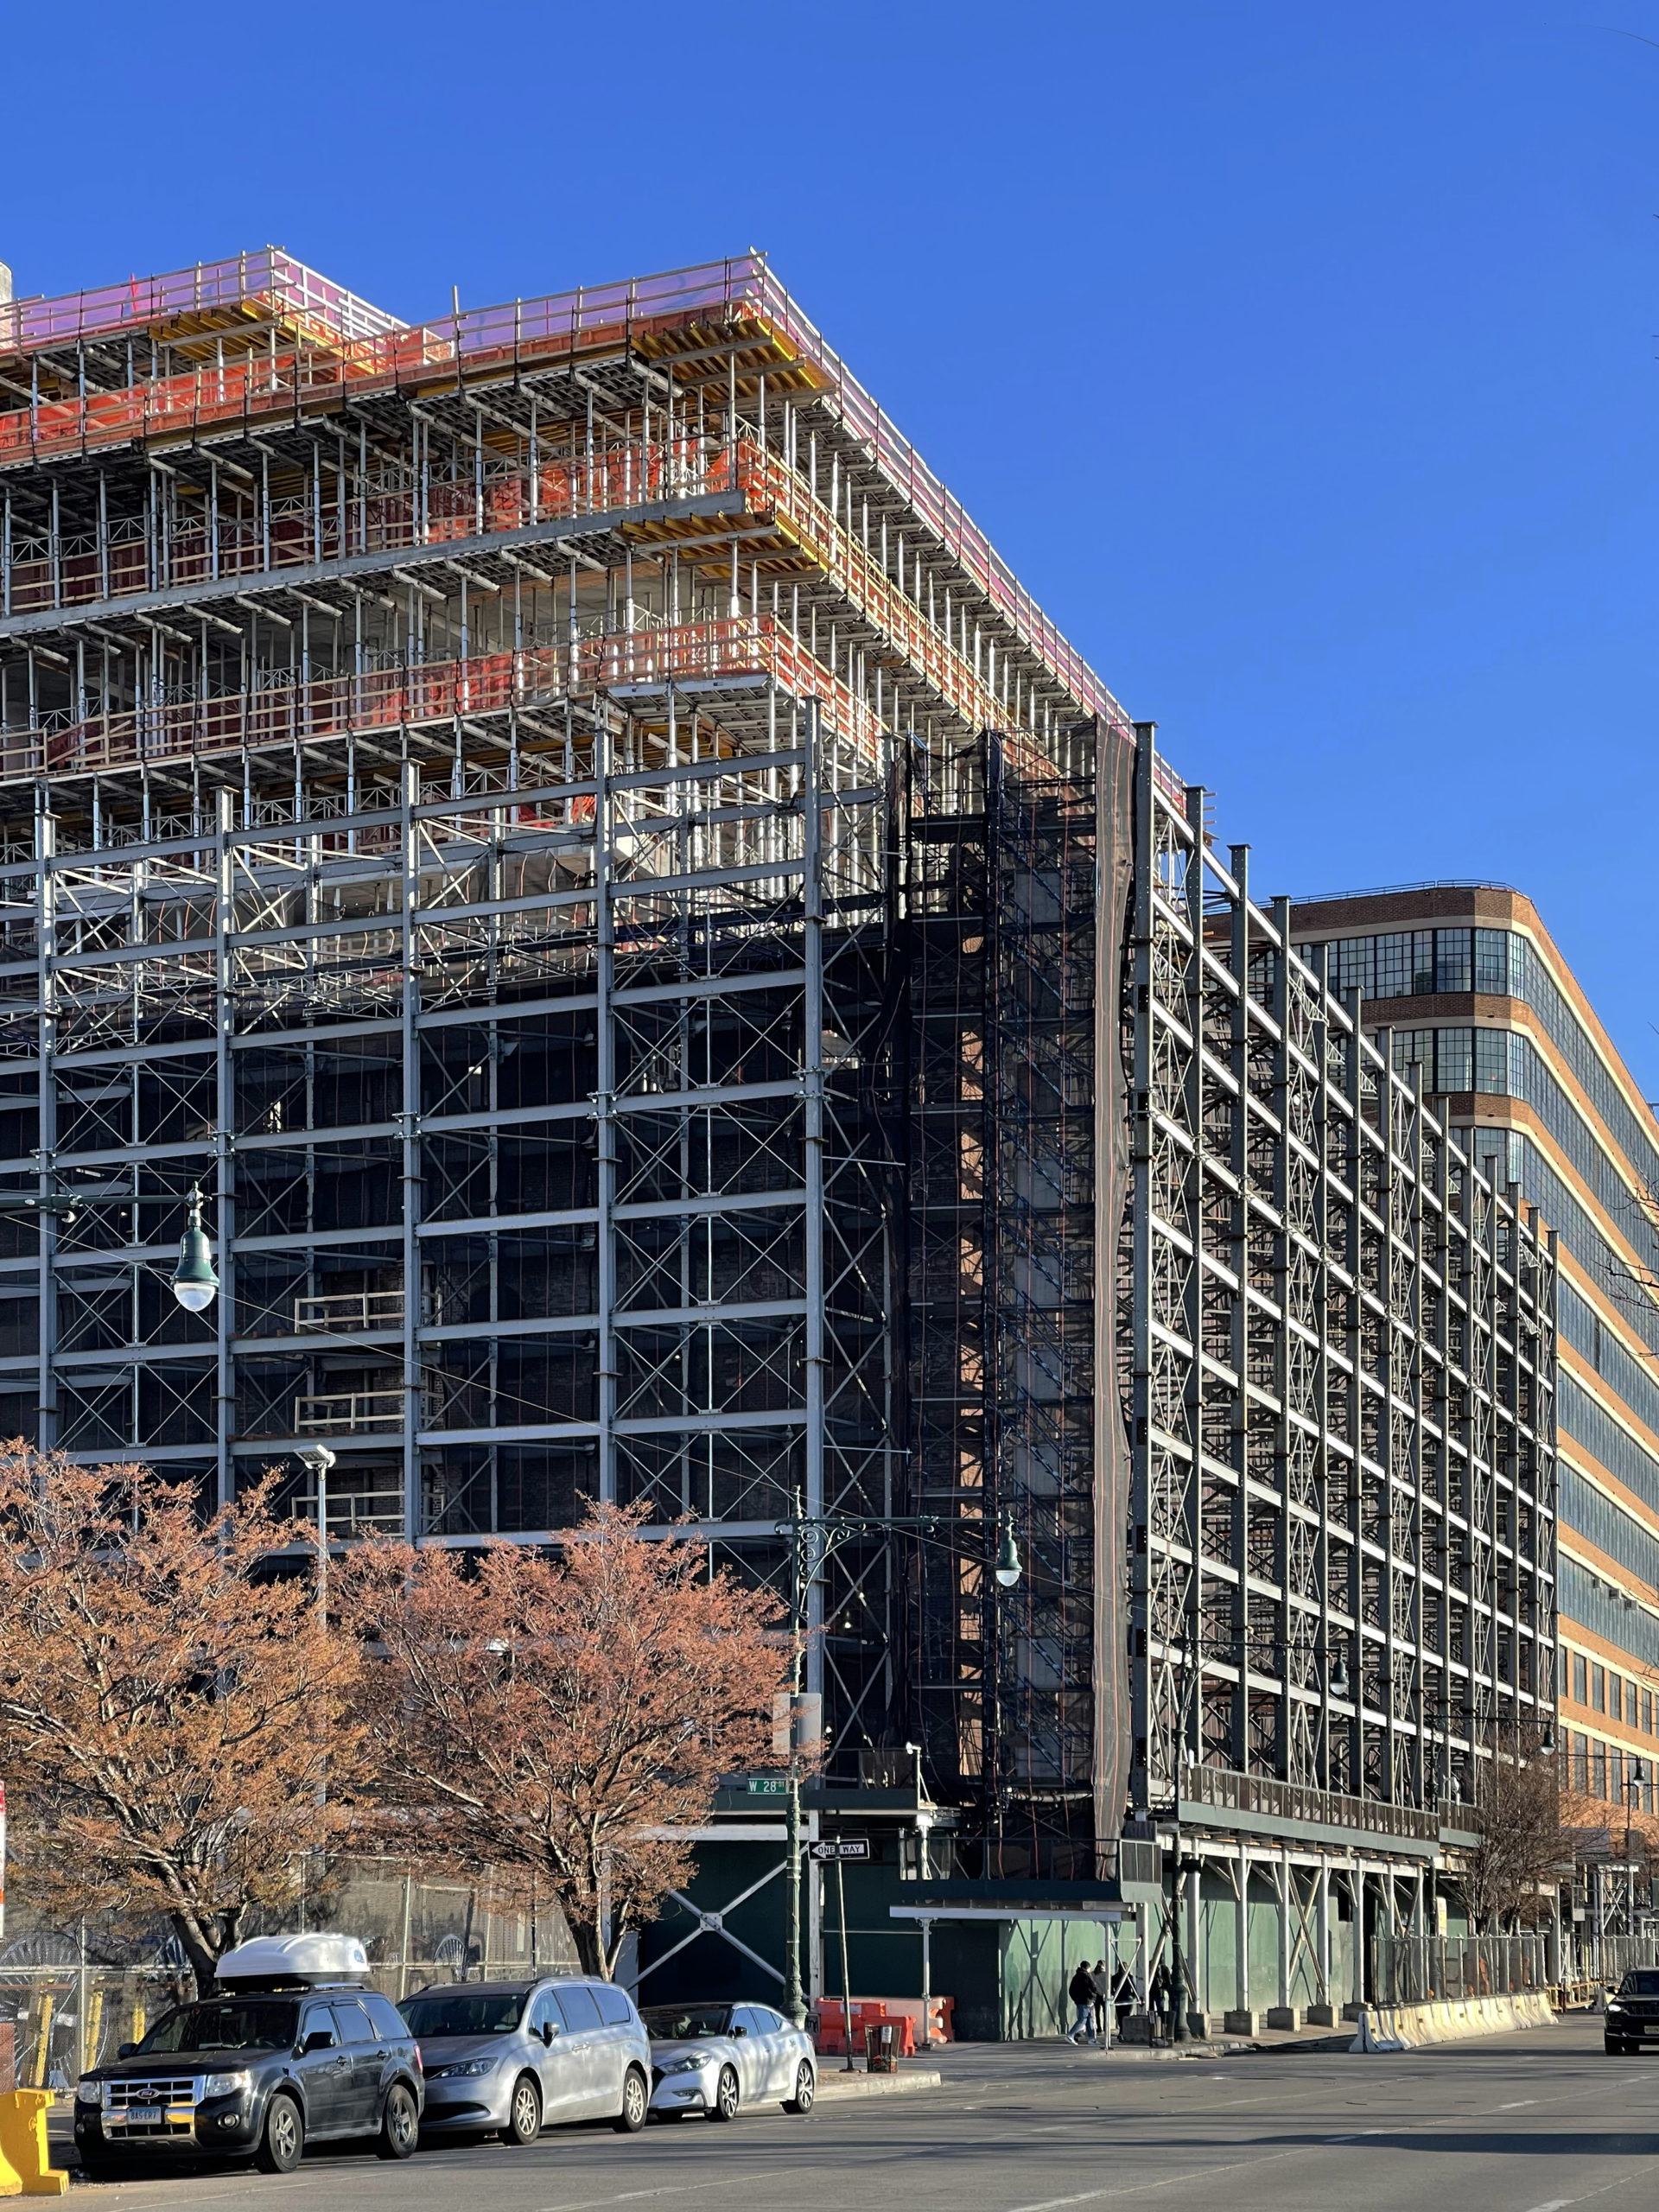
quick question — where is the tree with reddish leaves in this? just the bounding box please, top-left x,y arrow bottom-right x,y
0,1451 -> 363,1993
343,1503 -> 786,1977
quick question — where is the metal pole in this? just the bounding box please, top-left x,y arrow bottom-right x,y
836,1854 -> 855,2071
1169,1823 -> 1186,2041
784,1519 -> 805,2029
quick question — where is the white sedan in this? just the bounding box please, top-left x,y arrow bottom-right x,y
640,2001 -> 816,2121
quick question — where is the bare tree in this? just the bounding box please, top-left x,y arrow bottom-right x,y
342,1503 -> 787,1977
1463,1735 -> 1569,1932
0,1452 -> 364,1993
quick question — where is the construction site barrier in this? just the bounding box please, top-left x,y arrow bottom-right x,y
0,2093 -> 67,2196
1350,1993 -> 1557,2053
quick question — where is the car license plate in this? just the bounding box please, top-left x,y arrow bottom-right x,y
124,2110 -> 164,2127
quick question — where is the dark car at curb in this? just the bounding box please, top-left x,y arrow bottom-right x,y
1605,1967 -> 1659,2052
73,1937 -> 423,2178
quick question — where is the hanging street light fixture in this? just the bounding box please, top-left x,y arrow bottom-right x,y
170,1188 -> 219,1313
995,1516 -> 1022,1589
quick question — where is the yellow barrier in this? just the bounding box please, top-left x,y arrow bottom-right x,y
0,2093 -> 68,2196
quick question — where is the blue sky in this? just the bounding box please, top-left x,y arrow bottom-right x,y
8,3 -> 1657,1086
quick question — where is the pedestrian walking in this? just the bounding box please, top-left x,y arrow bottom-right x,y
1066,1960 -> 1097,2044
1090,1960 -> 1110,2041
1149,1961 -> 1172,2041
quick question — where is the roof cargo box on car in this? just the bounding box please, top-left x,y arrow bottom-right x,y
215,1933 -> 371,1989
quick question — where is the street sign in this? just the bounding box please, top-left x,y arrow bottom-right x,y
744,1778 -> 787,1796
810,1837 -> 871,1861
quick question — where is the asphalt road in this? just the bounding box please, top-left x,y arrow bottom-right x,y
60,2016 -> 1659,2212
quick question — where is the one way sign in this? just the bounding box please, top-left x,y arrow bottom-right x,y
810,1837 -> 871,1861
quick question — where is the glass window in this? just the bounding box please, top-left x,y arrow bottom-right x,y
1334,938 -> 1373,1000
1435,930 -> 1472,995
1595,1745 -> 1609,1797
1410,931 -> 1435,995
639,2005 -> 735,2039
528,1988 -> 561,2037
336,2001 -> 375,2044
1393,1029 -> 1433,1080
1473,1031 -> 1508,1096
1475,930 -> 1509,995
401,1989 -> 527,2037
1436,1030 -> 1472,1094
552,1986 -> 603,2033
594,1986 -> 633,2026
1573,1652 -> 1588,1705
1611,1675 -> 1624,1723
363,1996 -> 406,2042
1374,934 -> 1412,998
137,2001 -> 299,2055
1644,1690 -> 1654,1735
1593,1666 -> 1606,1713
299,2004 -> 340,2049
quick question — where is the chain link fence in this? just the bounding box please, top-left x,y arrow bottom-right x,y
0,1860 -> 581,2091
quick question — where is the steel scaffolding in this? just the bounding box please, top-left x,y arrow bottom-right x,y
0,243 -> 1559,1891
1128,737 -> 1559,1831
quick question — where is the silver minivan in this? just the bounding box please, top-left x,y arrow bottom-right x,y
401,1979 -> 650,2143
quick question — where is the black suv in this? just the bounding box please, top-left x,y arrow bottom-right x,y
73,1983 -> 423,2176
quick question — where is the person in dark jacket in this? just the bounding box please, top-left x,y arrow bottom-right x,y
1090,1961 -> 1110,2040
1111,1960 -> 1135,2037
1149,1961 -> 1172,2039
1066,1960 -> 1097,2044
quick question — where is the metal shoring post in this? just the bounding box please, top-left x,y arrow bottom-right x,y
35,793 -> 56,1452
214,785 -> 235,1508
783,1510 -> 810,2031
803,699 -> 826,1693
594,709 -> 617,1504
400,755 -> 422,1537
836,1852 -> 855,2070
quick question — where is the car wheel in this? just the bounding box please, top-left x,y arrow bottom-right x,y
709,2065 -> 740,2123
499,2071 -> 543,2146
613,2066 -> 648,2134
377,2082 -> 419,2160
256,2094 -> 304,2174
784,2060 -> 815,2114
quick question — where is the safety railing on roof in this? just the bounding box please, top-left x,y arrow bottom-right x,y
0,613 -> 882,785
0,250 -> 1121,733
0,248 -> 404,357
0,430 -> 1058,775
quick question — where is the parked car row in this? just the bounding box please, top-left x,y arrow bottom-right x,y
70,1934 -> 817,2179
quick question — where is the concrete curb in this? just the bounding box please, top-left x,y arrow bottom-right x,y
814,2068 -> 944,2100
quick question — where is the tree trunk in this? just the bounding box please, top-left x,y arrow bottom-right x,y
567,1910 -> 607,1979
170,1914 -> 222,1999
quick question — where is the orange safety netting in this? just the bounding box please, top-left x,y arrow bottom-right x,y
6,614 -> 881,786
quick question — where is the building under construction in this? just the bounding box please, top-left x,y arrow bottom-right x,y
0,249 -> 1559,2025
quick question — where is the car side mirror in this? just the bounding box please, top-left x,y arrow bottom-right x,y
541,2023 -> 557,2045
302,2030 -> 335,2055
117,2044 -> 137,2060
733,2024 -> 747,2037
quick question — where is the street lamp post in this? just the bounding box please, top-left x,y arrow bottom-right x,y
300,1444 -> 336,1623
777,1508 -> 1022,2037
